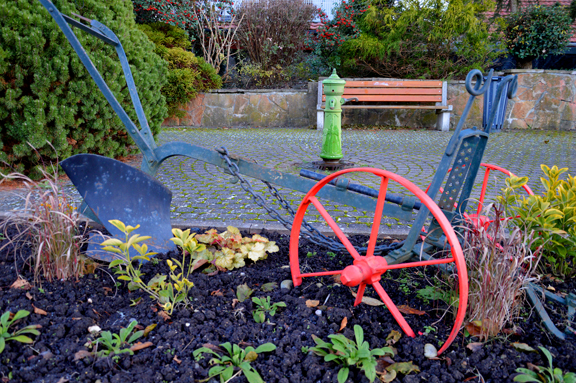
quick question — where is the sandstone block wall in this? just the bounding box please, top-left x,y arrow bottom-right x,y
163,70 -> 576,131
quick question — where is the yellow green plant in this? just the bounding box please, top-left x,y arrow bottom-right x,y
500,165 -> 576,277
102,221 -> 204,314
192,226 -> 279,272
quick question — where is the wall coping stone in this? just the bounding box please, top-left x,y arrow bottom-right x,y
503,69 -> 576,75
208,88 -> 308,94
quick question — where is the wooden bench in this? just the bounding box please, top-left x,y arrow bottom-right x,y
317,79 -> 453,131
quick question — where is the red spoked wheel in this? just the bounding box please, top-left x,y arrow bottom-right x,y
289,168 -> 468,355
425,163 -> 534,230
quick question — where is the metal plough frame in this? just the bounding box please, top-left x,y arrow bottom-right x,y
38,0 -> 574,349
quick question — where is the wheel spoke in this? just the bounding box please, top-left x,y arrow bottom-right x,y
309,196 -> 362,260
373,282 -> 415,337
366,176 -> 389,258
300,270 -> 343,278
384,257 -> 455,271
354,283 -> 366,307
477,168 -> 491,215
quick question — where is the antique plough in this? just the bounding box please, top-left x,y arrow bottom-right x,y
39,0 -> 574,354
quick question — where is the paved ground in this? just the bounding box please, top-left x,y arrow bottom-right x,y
1,127 -> 575,236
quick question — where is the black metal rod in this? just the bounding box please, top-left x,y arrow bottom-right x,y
299,169 -> 421,210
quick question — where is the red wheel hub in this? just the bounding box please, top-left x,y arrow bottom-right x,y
341,256 -> 388,287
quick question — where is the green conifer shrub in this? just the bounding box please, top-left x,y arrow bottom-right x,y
0,0 -> 168,177
339,0 -> 499,79
138,23 -> 222,118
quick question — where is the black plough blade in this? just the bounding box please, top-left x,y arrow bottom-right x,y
61,154 -> 175,262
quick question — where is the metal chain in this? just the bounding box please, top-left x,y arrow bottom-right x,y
217,147 -> 403,254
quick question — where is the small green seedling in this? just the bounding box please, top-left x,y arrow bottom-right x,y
306,251 -> 317,258
92,320 -> 144,357
514,346 -> 576,383
327,251 -> 337,259
193,341 -> 276,383
252,296 -> 286,323
310,324 -> 394,383
0,310 -> 41,354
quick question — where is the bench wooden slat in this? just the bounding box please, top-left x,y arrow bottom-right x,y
343,80 -> 443,88
322,95 -> 443,102
319,105 -> 450,110
339,88 -> 442,96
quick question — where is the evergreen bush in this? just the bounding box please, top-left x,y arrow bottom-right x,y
339,0 -> 499,79
0,0 -> 168,177
138,23 -> 222,118
501,4 -> 573,69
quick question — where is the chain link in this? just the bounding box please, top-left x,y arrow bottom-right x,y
217,147 -> 403,254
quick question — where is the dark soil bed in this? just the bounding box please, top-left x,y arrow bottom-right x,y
1,227 -> 575,383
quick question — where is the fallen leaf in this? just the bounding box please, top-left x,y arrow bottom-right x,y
56,377 -> 69,383
376,356 -> 396,372
379,370 -> 397,382
546,285 -> 555,292
466,342 -> 483,352
306,300 -> 320,308
386,330 -> 402,346
73,350 -> 93,361
350,290 -> 385,306
503,326 -> 524,336
202,343 -> 224,353
232,299 -> 239,308
386,361 -> 420,375
32,304 -> 47,316
245,350 -> 258,362
192,259 -> 210,271
144,324 -> 157,337
261,282 -> 278,292
26,292 -> 33,300
211,290 -> 224,297
397,305 -> 426,315
103,287 -> 112,295
236,283 -> 254,302
445,357 -> 452,367
158,311 -> 171,321
11,277 -> 31,290
173,355 -> 182,364
151,306 -> 158,313
511,342 -> 536,352
463,377 -> 480,382
465,322 -> 483,337
331,275 -> 341,284
130,341 -> 153,352
339,317 -> 348,332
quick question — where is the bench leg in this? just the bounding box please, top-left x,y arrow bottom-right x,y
317,109 -> 324,131
436,109 -> 451,132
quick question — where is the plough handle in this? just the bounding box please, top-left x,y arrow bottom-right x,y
38,0 -> 158,162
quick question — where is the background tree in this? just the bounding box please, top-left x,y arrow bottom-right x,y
138,23 -> 222,117
0,0 -> 167,177
501,4 -> 573,69
339,0 -> 500,79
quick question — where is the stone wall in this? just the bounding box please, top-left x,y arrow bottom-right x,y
163,86 -> 316,127
164,70 -> 576,130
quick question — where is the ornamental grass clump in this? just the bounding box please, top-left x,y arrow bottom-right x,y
460,205 -> 541,340
0,164 -> 89,284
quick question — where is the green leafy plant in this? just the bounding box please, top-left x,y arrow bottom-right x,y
102,222 -> 205,314
0,166 -> 90,284
252,296 -> 286,323
193,342 -> 277,383
92,320 -> 144,357
310,324 -> 394,383
514,346 -> 576,382
500,4 -> 573,69
0,0 -> 167,177
501,165 -> 576,277
0,310 -> 41,354
193,226 -> 279,272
